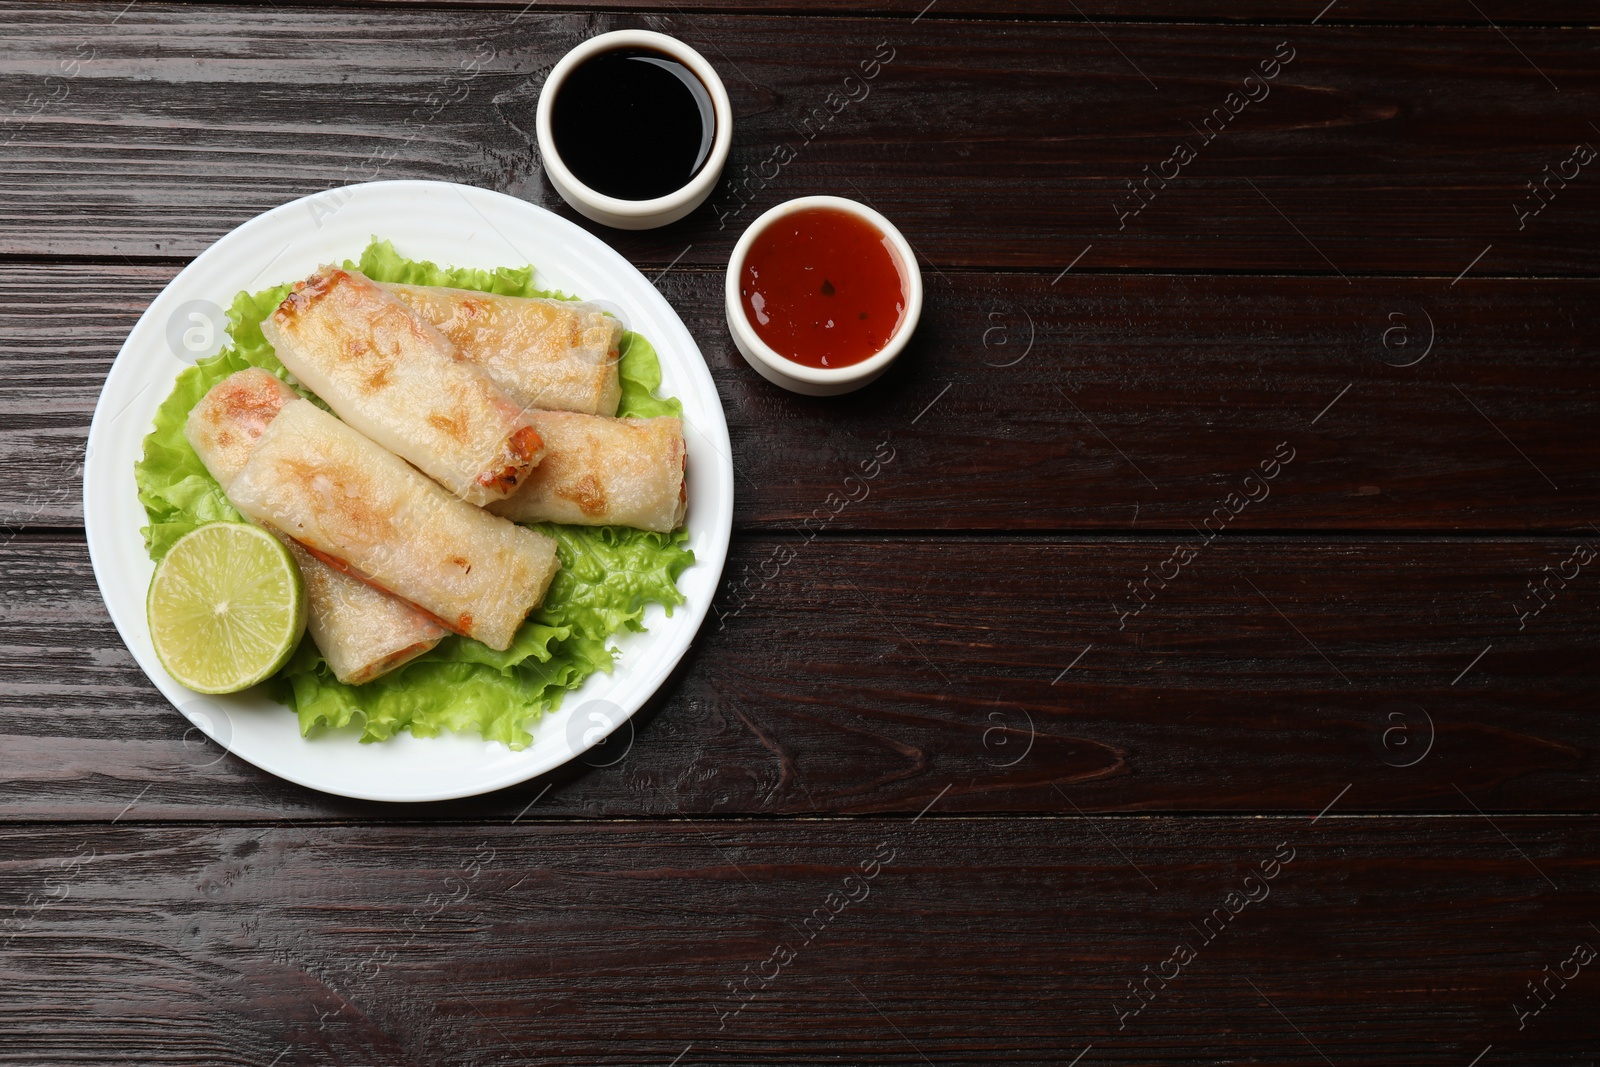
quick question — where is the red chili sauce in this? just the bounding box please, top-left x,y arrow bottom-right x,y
739,208 -> 907,368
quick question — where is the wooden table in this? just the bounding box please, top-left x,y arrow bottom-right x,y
3,2 -> 1597,1062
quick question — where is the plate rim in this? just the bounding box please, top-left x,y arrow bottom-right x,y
82,179 -> 733,803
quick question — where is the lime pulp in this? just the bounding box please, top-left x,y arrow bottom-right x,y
147,522 -> 307,694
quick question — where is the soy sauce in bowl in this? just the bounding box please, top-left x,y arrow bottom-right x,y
551,47 -> 716,202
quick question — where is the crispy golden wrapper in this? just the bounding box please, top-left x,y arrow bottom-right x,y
185,369 -> 446,684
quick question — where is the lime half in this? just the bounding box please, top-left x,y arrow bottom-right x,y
147,522 -> 307,694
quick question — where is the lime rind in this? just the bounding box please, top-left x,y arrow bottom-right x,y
147,522 -> 307,695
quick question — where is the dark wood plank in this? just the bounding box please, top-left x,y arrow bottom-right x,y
0,264 -> 167,528
1,817 -> 1595,1063
2,8 -> 1598,272
172,0 -> 1600,21
4,533 -> 1594,820
1059,0 -> 1600,17
7,264 -> 1596,530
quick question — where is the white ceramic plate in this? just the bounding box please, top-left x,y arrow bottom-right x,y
84,180 -> 733,802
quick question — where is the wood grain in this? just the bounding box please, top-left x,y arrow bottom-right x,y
188,1 -> 1600,22
2,7 -> 1597,272
5,265 -> 1597,530
1,818 -> 1595,1063
4,533 -> 1593,820
5,4 -> 1596,1064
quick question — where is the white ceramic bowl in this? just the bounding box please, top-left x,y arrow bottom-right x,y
536,30 -> 733,230
725,195 -> 923,396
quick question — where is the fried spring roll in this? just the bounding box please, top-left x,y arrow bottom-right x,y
262,267 -> 545,506
227,395 -> 560,651
488,412 -> 686,533
385,285 -> 623,417
185,369 -> 446,684
289,541 -> 448,684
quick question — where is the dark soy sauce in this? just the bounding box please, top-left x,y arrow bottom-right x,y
551,48 -> 716,201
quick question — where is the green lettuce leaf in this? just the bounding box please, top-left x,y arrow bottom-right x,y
134,284 -> 291,560
617,332 -> 683,419
132,238 -> 693,749
346,238 -> 573,301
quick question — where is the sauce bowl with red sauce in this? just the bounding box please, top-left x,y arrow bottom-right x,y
726,196 -> 923,395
